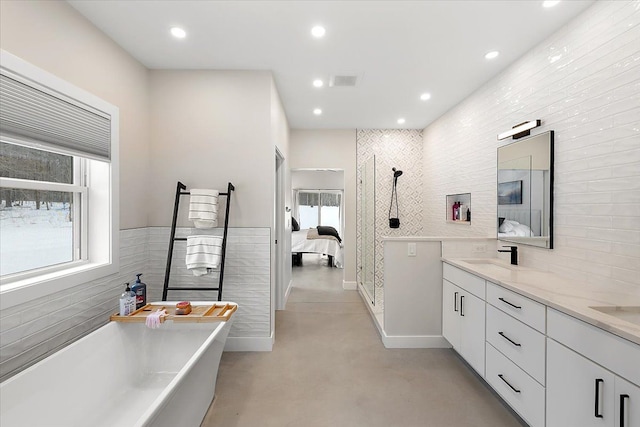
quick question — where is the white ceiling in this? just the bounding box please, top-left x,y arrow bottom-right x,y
68,0 -> 594,130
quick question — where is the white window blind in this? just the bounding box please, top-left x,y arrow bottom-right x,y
0,73 -> 111,161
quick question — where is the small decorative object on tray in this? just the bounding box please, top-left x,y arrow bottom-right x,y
175,301 -> 192,315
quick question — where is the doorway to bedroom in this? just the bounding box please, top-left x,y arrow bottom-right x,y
290,169 -> 345,300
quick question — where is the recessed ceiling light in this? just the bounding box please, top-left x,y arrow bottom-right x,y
311,26 -> 326,38
397,118 -> 406,124
313,79 -> 324,88
542,1 -> 560,8
420,93 -> 432,101
170,27 -> 187,39
485,51 -> 500,60
313,108 -> 322,115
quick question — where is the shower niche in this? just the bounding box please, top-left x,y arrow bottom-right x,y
446,193 -> 471,223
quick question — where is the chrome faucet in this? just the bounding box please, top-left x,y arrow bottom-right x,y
498,245 -> 518,265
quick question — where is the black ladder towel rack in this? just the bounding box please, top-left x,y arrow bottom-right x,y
162,181 -> 235,301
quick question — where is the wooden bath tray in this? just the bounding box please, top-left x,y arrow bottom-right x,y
110,303 -> 237,323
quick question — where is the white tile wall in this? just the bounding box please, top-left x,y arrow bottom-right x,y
0,226 -> 271,380
145,227 -> 271,339
0,228 -> 148,382
423,1 -> 640,289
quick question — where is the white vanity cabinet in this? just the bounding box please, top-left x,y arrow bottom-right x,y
547,339 -> 640,427
442,264 -> 486,376
547,338 -> 615,426
547,308 -> 640,427
441,261 -> 640,427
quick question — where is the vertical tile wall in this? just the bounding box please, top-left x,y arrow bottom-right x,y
356,129 -> 425,309
0,228 -> 148,381
423,1 -> 640,289
146,227 -> 271,339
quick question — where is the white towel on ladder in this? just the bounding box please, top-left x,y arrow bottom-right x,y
186,235 -> 223,276
188,189 -> 219,228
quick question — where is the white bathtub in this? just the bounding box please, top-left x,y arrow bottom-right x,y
0,302 -> 236,427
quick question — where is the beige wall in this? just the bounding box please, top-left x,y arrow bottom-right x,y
0,0 -> 150,230
292,170 -> 345,190
289,129 -> 357,284
148,70 -> 274,228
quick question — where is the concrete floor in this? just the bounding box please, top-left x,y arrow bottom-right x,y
202,254 -> 525,427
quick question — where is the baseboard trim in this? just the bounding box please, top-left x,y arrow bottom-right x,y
356,284 -> 450,349
343,280 -> 357,290
224,334 -> 273,352
381,334 -> 450,349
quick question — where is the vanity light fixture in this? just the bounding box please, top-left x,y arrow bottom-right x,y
311,25 -> 326,38
543,1 -> 561,8
313,108 -> 322,115
313,79 -> 324,88
420,93 -> 431,101
397,118 -> 406,124
170,27 -> 187,39
497,120 -> 541,140
485,51 -> 500,60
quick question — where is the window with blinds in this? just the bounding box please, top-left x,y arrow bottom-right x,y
0,50 -> 118,304
297,190 -> 342,234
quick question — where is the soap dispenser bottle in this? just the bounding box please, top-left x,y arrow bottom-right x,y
119,283 -> 136,316
131,273 -> 147,309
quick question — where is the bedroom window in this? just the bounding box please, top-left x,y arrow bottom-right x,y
296,190 -> 342,235
0,50 -> 119,309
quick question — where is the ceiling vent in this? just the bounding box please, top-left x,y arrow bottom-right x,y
330,75 -> 359,87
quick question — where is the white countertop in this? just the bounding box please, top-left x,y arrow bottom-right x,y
442,258 -> 640,346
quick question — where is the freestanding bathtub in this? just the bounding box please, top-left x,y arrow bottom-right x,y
0,302 -> 236,427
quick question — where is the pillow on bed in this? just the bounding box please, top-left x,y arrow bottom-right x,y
499,219 -> 516,233
317,225 -> 341,243
292,217 -> 300,231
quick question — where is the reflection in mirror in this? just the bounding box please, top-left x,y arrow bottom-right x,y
497,131 -> 554,249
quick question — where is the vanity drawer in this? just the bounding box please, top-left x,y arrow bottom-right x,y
548,308 -> 640,387
486,305 -> 546,385
443,263 -> 485,299
486,282 -> 545,333
486,343 -> 545,427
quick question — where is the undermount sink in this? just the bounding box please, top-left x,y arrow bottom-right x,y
461,259 -> 517,271
590,306 -> 640,327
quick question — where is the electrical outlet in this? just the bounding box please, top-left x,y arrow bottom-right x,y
408,242 -> 417,257
472,244 -> 487,253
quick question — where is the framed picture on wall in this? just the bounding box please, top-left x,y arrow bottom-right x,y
498,180 -> 523,205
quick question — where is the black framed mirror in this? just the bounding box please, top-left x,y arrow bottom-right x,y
497,131 -> 554,249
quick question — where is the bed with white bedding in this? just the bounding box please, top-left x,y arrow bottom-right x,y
291,229 -> 344,268
498,209 -> 541,238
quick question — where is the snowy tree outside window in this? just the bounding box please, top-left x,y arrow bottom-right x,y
0,142 -> 81,276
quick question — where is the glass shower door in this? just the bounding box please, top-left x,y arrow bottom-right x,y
361,156 -> 376,304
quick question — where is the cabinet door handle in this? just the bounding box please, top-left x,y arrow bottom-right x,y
460,295 -> 465,317
498,331 -> 522,347
498,374 -> 521,393
498,297 -> 522,309
620,394 -> 629,427
454,291 -> 459,312
595,378 -> 604,418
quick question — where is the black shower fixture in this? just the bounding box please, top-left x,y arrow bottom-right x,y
389,168 -> 402,228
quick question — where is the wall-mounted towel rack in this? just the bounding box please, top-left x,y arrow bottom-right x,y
162,181 -> 235,301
